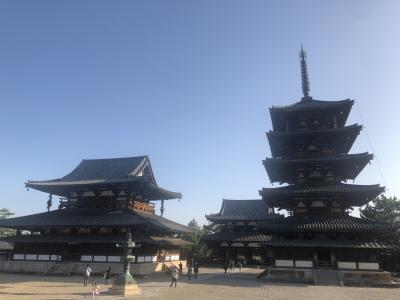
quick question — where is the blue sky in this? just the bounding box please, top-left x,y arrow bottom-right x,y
0,1 -> 399,225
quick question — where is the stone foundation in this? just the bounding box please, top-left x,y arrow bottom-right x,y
259,267 -> 392,286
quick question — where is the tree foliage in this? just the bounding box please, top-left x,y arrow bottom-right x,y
0,208 -> 15,237
181,219 -> 213,262
360,195 -> 400,272
360,195 -> 400,225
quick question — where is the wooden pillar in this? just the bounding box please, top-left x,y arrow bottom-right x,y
331,248 -> 337,269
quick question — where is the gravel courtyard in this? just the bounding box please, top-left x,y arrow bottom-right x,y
0,267 -> 399,300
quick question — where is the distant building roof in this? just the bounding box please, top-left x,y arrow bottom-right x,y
259,216 -> 395,234
262,239 -> 392,249
205,199 -> 277,223
202,231 -> 271,243
25,156 -> 181,200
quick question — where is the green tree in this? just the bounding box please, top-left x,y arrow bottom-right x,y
360,195 -> 400,271
360,195 -> 400,225
181,219 -> 212,263
0,208 -> 15,237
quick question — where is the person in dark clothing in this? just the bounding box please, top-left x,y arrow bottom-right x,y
194,262 -> 199,279
178,262 -> 183,275
223,263 -> 228,275
104,265 -> 111,285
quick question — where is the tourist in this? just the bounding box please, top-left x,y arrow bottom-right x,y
169,265 -> 179,288
187,263 -> 193,280
92,281 -> 100,299
238,260 -> 242,271
178,262 -> 183,275
229,259 -> 235,271
104,265 -> 111,285
223,262 -> 228,275
194,262 -> 199,279
84,264 -> 92,286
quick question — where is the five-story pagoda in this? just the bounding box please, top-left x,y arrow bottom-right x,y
259,48 -> 395,282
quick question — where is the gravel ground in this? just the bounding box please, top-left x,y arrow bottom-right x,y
0,268 -> 399,300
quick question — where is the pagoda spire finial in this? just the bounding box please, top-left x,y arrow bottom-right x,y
299,45 -> 311,99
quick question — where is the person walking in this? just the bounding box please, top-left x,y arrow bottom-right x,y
104,265 -> 111,285
187,263 -> 193,280
169,266 -> 179,288
193,262 -> 199,279
238,260 -> 242,271
84,264 -> 92,286
178,262 -> 183,275
229,259 -> 235,271
223,262 -> 228,275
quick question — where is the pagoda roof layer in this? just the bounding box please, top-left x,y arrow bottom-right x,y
259,216 -> 394,233
25,156 -> 181,200
263,153 -> 373,183
201,231 -> 271,243
267,124 -> 362,158
0,234 -> 192,246
262,239 -> 392,249
260,183 -> 384,208
0,208 -> 193,234
205,199 -> 275,223
270,98 -> 354,130
270,98 -> 353,112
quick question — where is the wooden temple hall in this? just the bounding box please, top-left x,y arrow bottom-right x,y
0,156 -> 192,274
202,199 -> 277,264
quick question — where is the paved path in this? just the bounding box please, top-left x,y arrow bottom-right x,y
0,268 -> 399,299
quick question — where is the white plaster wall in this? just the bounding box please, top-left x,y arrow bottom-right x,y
295,260 -> 313,268
337,262 -> 357,269
275,260 -> 294,267
358,262 -> 379,270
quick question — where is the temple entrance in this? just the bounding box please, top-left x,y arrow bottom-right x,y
316,248 -> 332,268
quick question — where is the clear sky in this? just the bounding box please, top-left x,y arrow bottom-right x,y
0,1 -> 399,225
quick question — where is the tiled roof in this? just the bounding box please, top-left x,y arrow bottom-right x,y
28,156 -> 149,185
145,236 -> 193,247
270,98 -> 353,111
205,199 -> 274,222
63,156 -> 149,182
260,183 -> 385,207
0,234 -> 192,247
263,153 -> 373,183
201,231 -> 271,243
25,156 -> 181,200
262,239 -> 392,249
262,183 -> 383,195
267,124 -> 362,158
259,216 -> 395,233
0,208 -> 193,234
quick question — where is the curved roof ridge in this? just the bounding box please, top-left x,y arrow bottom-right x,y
270,98 -> 353,110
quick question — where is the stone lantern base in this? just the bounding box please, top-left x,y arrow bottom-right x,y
108,273 -> 141,296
